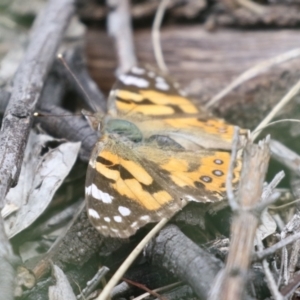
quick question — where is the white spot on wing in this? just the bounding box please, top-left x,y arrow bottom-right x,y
108,89 -> 117,99
131,221 -> 138,228
119,75 -> 149,88
140,215 -> 150,221
148,71 -> 155,78
88,160 -> 95,168
185,195 -> 197,202
118,206 -> 131,216
131,66 -> 145,75
155,82 -> 169,91
85,186 -> 91,195
111,228 -> 119,232
86,184 -> 114,204
179,89 -> 187,96
88,208 -> 100,219
156,76 -> 165,83
114,216 -> 122,223
104,217 -> 111,223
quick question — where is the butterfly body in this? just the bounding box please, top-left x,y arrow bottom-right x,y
85,66 -> 245,238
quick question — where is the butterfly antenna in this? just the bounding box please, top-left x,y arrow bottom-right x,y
57,53 -> 98,112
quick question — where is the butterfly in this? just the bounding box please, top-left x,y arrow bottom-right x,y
85,66 -> 246,238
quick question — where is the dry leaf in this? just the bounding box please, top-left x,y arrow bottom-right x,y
48,265 -> 77,300
3,130 -> 81,238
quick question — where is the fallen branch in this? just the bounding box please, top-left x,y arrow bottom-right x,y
0,1 -> 74,300
145,224 -> 223,300
0,0 -> 75,207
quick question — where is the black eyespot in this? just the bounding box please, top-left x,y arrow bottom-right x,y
194,181 -> 205,189
213,170 -> 224,176
200,176 -> 212,183
214,159 -> 223,165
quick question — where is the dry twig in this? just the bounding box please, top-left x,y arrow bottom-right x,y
235,0 -> 266,15
96,218 -> 169,300
205,48 -> 300,109
210,138 -> 271,300
270,139 -> 300,177
107,0 -> 137,74
252,79 -> 300,141
0,0 -> 74,207
256,238 -> 284,300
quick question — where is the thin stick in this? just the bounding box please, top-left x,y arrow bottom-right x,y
152,0 -> 170,73
256,237 -> 284,300
263,171 -> 285,200
77,266 -> 109,300
251,119 -> 300,139
132,282 -> 181,300
122,278 -> 166,300
252,79 -> 300,141
269,198 -> 300,210
205,48 -> 300,109
236,0 -> 266,15
253,232 -> 300,261
96,218 -> 169,300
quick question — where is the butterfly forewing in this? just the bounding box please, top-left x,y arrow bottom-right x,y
107,66 -> 201,118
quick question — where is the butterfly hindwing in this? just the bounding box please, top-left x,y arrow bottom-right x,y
85,135 -> 183,238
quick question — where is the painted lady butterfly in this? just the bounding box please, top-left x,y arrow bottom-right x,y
85,66 -> 245,238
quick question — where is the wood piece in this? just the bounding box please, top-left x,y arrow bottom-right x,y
211,4 -> 300,27
0,0 -> 75,207
213,138 -> 270,300
86,26 -> 300,128
270,139 -> 300,176
144,224 -> 224,299
78,0 -> 207,23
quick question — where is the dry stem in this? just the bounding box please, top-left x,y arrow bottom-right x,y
210,138 -> 271,300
